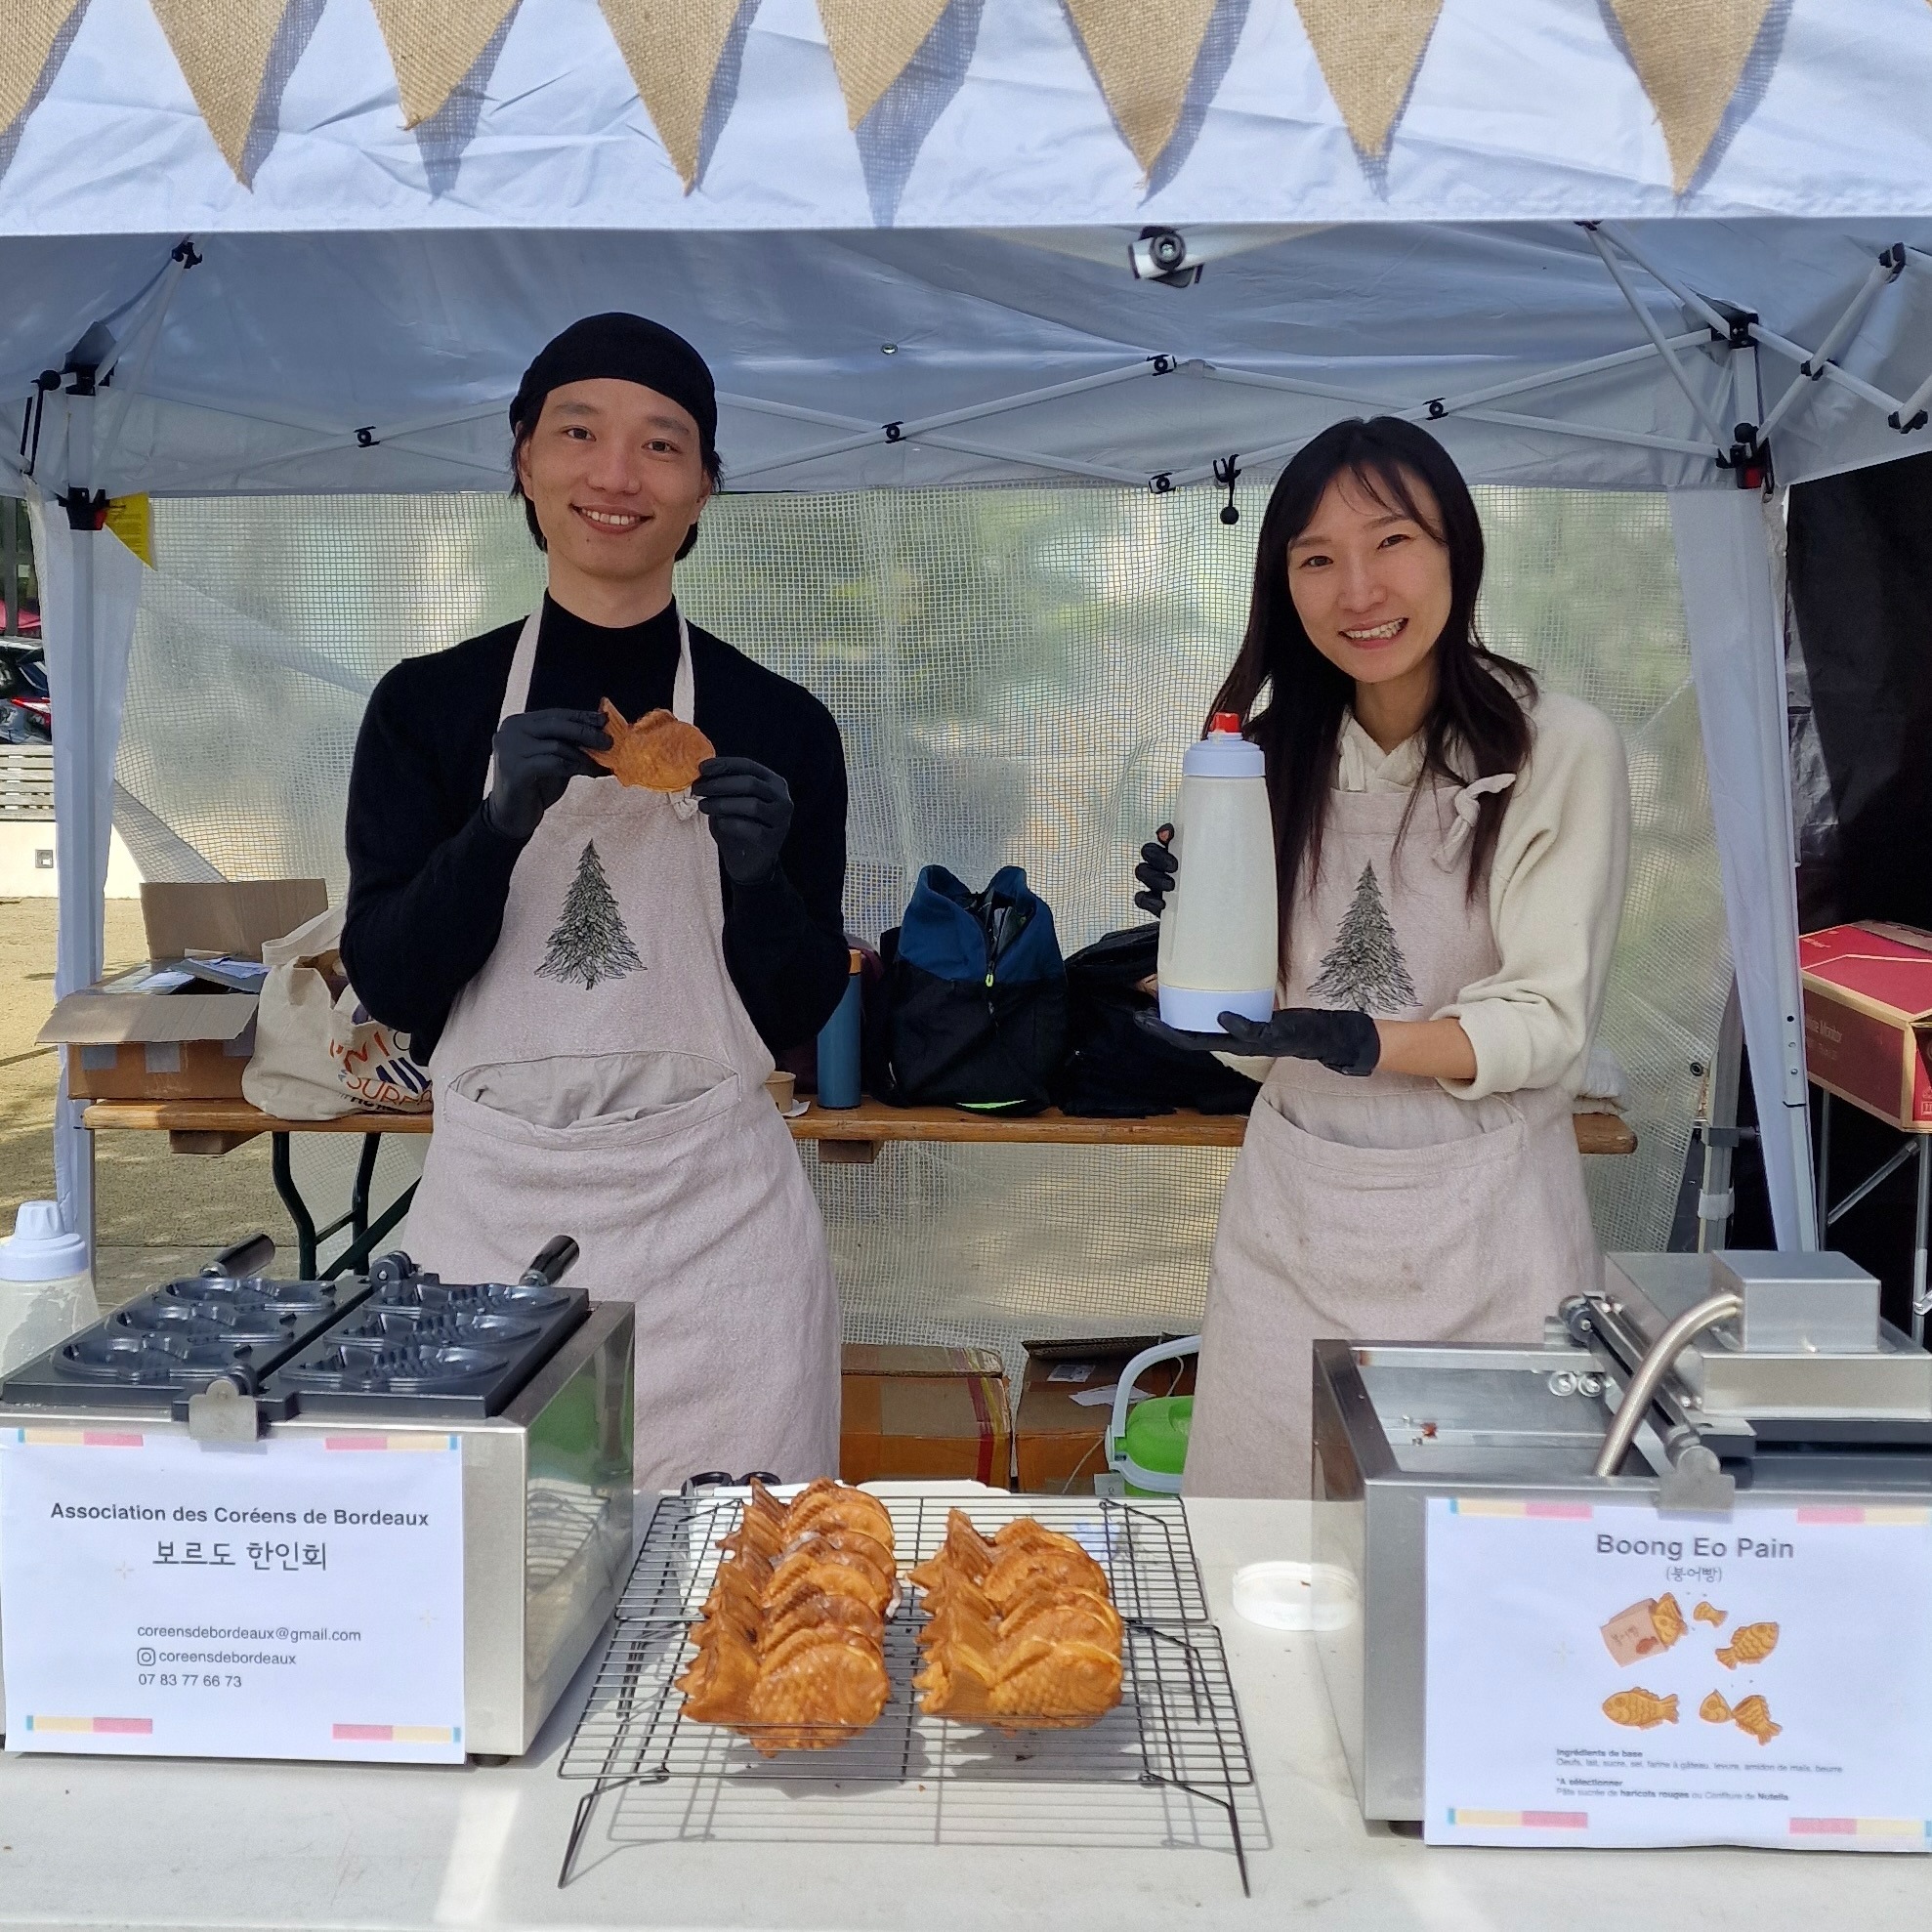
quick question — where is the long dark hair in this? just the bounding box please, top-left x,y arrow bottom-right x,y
1208,417 -> 1534,977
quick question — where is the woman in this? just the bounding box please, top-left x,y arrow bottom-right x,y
1139,417 -> 1630,1498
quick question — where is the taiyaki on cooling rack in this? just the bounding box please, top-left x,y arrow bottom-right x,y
557,1489 -> 1259,1892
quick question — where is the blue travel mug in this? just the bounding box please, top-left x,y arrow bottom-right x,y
816,947 -> 862,1109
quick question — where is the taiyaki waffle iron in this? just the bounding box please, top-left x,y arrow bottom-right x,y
0,1235 -> 364,1411
0,1232 -> 635,1759
262,1249 -> 588,1420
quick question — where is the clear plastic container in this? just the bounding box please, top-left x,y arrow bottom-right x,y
0,1199 -> 98,1376
1156,713 -> 1279,1033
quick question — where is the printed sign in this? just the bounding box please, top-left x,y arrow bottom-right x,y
1425,1497 -> 1932,1849
1,1429 -> 465,1762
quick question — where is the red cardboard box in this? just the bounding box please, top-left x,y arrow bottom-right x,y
1800,922 -> 1932,1130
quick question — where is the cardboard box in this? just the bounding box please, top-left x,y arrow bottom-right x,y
1014,1336 -> 1196,1495
39,878 -> 326,1102
1800,922 -> 1932,1131
140,878 -> 326,964
41,985 -> 259,1100
839,1344 -> 1010,1486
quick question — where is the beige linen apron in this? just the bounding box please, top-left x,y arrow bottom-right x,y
404,606 -> 840,1493
1184,777 -> 1600,1499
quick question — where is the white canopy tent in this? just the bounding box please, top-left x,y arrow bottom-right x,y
8,0 -> 1932,1264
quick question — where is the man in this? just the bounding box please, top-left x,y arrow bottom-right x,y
342,313 -> 845,1491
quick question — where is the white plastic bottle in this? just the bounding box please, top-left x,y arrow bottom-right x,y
1156,712 -> 1279,1033
0,1200 -> 98,1375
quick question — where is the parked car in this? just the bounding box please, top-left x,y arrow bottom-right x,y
0,640 -> 49,741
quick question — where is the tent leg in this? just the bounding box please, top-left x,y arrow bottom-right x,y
52,499 -> 100,1257
1669,488 -> 1818,1250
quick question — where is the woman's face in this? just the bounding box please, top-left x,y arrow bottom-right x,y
1284,468 -> 1453,690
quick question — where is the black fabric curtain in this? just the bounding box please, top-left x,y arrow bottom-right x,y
1773,451 -> 1932,1324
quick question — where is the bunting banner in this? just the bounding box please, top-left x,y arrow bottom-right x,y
148,0 -> 288,180
819,0 -> 951,130
1,0 -> 85,138
1609,0 -> 1775,192
1062,0 -> 1218,176
599,0 -> 743,187
368,0 -> 520,129
1293,0 -> 1445,160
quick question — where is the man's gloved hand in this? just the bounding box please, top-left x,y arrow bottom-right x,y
483,708 -> 610,841
1134,823 -> 1177,918
693,756 -> 793,885
1136,1006 -> 1381,1077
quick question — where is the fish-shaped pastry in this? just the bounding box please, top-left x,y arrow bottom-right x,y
1694,1601 -> 1727,1628
1700,1691 -> 1733,1724
1715,1621 -> 1779,1669
1603,1688 -> 1678,1729
1651,1593 -> 1687,1647
1732,1694 -> 1781,1745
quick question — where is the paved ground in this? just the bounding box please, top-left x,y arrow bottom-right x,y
0,898 -> 419,1305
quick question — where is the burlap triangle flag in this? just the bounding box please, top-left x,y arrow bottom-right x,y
1,0 -> 85,137
1293,0 -> 1444,159
819,0 -> 950,130
369,0 -> 520,128
1063,0 -> 1219,175
599,0 -> 742,186
148,0 -> 287,180
1609,0 -> 1773,191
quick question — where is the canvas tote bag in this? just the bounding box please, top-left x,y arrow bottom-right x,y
241,905 -> 432,1119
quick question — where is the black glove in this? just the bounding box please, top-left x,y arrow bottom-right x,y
1134,823 -> 1177,917
483,707 -> 610,842
693,756 -> 793,885
1135,1005 -> 1381,1076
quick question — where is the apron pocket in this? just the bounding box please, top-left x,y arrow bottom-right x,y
1232,1090 -> 1533,1331
448,1051 -> 741,1148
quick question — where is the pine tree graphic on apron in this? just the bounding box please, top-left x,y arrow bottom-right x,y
536,840 -> 644,989
1310,861 -> 1417,1012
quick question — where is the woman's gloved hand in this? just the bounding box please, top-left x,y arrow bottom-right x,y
693,756 -> 793,884
1136,1006 -> 1381,1076
1134,823 -> 1178,917
483,707 -> 610,841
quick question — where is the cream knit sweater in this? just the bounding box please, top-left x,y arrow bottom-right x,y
1335,689 -> 1632,1101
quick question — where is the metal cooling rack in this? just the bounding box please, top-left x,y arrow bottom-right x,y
557,1491 -> 1258,1892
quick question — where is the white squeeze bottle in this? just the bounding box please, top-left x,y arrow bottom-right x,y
1156,712 -> 1279,1033
0,1199 -> 98,1376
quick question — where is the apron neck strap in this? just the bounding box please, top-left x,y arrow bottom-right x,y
483,600 -> 695,801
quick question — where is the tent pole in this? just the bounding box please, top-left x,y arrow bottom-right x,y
1585,229 -> 1734,448
48,392 -> 103,1261
1590,222 -> 1734,338
1669,488 -> 1817,1251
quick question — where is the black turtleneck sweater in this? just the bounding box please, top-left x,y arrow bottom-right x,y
342,597 -> 849,1064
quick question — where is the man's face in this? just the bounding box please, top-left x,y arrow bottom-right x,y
516,378 -> 712,583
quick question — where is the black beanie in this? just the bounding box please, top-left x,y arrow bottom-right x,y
510,313 -> 717,453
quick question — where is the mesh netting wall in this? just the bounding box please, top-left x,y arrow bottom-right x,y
112,484 -> 1726,1379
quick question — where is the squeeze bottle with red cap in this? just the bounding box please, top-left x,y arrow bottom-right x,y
1156,713 -> 1279,1033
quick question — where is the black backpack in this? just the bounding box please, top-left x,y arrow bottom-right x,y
1051,924 -> 1261,1118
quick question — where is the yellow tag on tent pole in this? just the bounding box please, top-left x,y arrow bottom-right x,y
105,497 -> 153,567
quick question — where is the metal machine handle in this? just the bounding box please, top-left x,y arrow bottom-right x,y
1591,1290 -> 1742,1479
202,1232 -> 275,1280
521,1236 -> 580,1286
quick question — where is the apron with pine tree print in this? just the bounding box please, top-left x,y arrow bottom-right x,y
403,605 -> 840,1492
1183,777 -> 1600,1499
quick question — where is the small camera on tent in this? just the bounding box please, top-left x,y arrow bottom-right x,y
1129,228 -> 1201,289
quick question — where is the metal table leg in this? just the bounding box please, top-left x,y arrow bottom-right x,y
270,1131 -> 319,1280
1915,1137 -> 1931,1349
350,1132 -> 381,1242
1816,1090 -> 1831,1244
